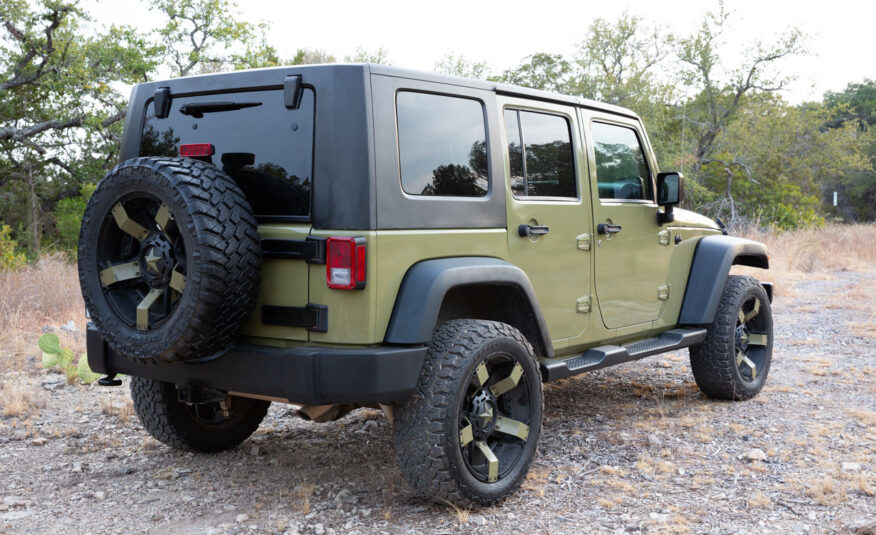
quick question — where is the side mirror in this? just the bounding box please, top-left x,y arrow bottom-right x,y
656,171 -> 684,225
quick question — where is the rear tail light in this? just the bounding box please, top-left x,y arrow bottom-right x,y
179,143 -> 215,157
326,237 -> 366,290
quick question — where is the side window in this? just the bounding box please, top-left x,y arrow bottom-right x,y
505,109 -> 575,198
591,122 -> 652,201
397,92 -> 488,197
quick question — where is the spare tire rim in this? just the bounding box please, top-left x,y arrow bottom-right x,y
458,353 -> 534,483
734,295 -> 769,383
96,195 -> 187,331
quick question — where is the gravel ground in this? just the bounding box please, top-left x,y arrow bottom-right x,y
1,270 -> 873,535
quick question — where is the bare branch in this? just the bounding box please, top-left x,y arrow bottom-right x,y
0,117 -> 84,142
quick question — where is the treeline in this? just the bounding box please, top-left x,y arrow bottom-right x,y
1,0 -> 873,261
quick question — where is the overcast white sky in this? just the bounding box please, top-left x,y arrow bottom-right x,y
86,0 -> 875,103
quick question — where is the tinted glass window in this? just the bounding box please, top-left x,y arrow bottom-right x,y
397,92 -> 488,197
140,88 -> 314,217
505,109 -> 575,198
591,122 -> 651,201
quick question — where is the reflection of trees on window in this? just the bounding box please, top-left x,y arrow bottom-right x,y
594,142 -> 646,182
420,140 -> 488,196
234,161 -> 310,217
592,123 -> 650,200
139,120 -> 179,157
504,109 -> 575,198
421,163 -> 487,196
468,140 -> 488,178
524,140 -> 574,197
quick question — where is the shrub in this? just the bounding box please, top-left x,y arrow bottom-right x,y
0,224 -> 26,271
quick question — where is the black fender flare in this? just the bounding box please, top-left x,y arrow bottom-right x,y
678,235 -> 769,325
383,257 -> 554,357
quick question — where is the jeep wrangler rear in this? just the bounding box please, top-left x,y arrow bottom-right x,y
80,64 -> 773,505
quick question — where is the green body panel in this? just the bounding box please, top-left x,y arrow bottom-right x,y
579,111 -> 673,330
369,229 -> 509,344
500,96 -> 592,343
653,209 -> 723,331
240,223 -> 311,343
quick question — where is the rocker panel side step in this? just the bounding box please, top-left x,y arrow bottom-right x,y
539,328 -> 707,382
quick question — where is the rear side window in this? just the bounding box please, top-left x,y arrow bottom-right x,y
591,122 -> 651,201
505,109 -> 575,198
139,88 -> 315,218
396,92 -> 488,197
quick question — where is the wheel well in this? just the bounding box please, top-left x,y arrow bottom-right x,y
436,284 -> 548,356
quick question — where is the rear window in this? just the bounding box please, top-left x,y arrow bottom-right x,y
396,91 -> 488,197
139,88 -> 315,218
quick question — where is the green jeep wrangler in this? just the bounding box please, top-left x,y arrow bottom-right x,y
79,64 -> 774,505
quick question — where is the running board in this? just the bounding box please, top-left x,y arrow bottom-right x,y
539,328 -> 707,382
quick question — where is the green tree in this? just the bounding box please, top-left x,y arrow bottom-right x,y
344,46 -> 391,65
291,48 -> 336,65
672,2 -> 806,225
1,0 -> 158,255
822,80 -> 876,220
149,0 -> 278,76
434,53 -> 490,79
492,53 -> 577,94
574,11 -> 672,106
702,95 -> 868,228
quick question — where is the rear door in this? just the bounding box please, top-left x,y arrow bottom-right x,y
139,87 -> 316,342
502,97 -> 592,344
582,114 -> 671,329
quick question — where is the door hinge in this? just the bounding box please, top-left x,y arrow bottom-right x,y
576,295 -> 592,313
658,229 -> 671,246
576,233 -> 592,251
657,285 -> 670,301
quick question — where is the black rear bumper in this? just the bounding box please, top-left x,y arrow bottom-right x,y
86,324 -> 426,405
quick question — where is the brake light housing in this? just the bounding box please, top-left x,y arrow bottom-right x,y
179,143 -> 215,157
326,237 -> 366,290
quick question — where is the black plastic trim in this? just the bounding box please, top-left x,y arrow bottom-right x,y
261,237 -> 326,263
540,328 -> 707,382
384,257 -> 553,357
86,324 -> 426,405
761,282 -> 774,303
262,304 -> 328,332
678,235 -> 770,325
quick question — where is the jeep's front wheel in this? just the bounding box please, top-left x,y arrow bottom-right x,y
130,376 -> 270,453
393,320 -> 543,505
690,275 -> 774,400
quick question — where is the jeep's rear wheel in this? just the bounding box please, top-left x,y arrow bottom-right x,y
690,275 -> 773,400
130,376 -> 269,453
393,320 -> 543,505
78,157 -> 261,363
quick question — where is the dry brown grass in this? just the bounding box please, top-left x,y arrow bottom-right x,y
101,398 -> 134,424
738,223 -> 876,277
0,254 -> 85,372
0,378 -> 42,418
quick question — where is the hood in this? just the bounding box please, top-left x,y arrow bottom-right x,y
670,208 -> 722,231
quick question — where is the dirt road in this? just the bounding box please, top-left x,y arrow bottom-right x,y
1,270 -> 873,535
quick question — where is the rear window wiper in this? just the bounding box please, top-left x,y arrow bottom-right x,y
178,101 -> 262,118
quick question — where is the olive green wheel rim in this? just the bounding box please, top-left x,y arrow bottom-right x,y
458,353 -> 534,483
735,295 -> 769,383
97,196 -> 187,331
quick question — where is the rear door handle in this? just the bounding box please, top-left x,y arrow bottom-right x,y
518,224 -> 550,237
597,223 -> 622,235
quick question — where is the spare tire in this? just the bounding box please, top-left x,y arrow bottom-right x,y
78,157 -> 261,364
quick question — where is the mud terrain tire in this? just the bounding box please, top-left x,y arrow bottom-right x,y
78,157 -> 261,364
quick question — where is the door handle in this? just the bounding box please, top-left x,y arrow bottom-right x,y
518,224 -> 550,237
597,223 -> 622,235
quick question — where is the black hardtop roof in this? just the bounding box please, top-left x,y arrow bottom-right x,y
135,63 -> 641,121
